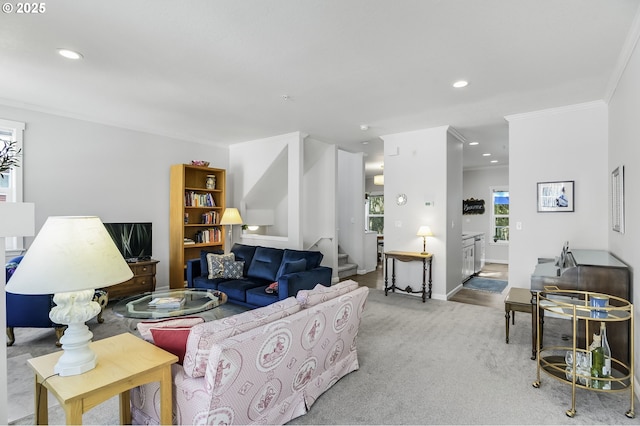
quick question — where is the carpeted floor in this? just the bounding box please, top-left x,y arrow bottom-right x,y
7,289 -> 638,425
463,276 -> 508,294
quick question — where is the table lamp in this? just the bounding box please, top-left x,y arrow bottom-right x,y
416,225 -> 433,254
5,216 -> 133,376
220,207 -> 243,250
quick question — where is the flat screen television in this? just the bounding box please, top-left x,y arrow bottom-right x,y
103,222 -> 152,262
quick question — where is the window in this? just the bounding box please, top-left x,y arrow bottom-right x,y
491,188 -> 509,243
366,194 -> 384,235
0,119 -> 26,254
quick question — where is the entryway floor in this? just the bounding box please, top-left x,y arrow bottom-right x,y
352,263 -> 509,310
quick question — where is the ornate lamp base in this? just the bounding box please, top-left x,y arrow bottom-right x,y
49,289 -> 101,376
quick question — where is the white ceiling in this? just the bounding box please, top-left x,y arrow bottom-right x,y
2,0 -> 638,174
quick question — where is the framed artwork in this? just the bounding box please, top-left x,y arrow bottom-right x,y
611,165 -> 624,233
537,181 -> 575,212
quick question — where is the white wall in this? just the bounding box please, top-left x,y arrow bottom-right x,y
446,130 -> 464,295
229,132 -> 302,249
381,126 -> 453,299
0,104 -> 228,286
507,102 -> 609,289
607,24 -> 640,393
337,150 -> 365,275
463,166 -> 509,263
302,138 -> 337,271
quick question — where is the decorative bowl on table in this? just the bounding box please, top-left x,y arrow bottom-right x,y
190,160 -> 210,167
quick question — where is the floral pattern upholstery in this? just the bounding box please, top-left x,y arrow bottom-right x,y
130,280 -> 368,425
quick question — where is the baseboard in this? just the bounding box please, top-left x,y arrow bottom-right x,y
485,258 -> 508,264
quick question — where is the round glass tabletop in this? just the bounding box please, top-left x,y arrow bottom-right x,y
112,288 -> 227,319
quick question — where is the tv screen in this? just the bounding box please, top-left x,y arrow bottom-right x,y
103,222 -> 152,262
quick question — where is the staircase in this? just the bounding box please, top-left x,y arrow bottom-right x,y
337,252 -> 358,279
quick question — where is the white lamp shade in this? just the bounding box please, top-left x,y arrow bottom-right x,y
417,226 -> 433,237
220,208 -> 243,225
6,216 -> 133,295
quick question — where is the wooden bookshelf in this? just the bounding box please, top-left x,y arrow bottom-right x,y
169,164 -> 226,288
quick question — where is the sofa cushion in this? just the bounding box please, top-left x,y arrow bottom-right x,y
150,327 -> 192,364
277,258 -> 307,279
230,243 -> 257,276
217,278 -> 269,302
222,260 -> 244,279
281,248 -> 323,270
296,279 -> 359,308
199,249 -> 223,277
246,285 -> 280,306
207,253 -> 235,279
182,296 -> 301,378
247,246 -> 284,281
137,317 -> 205,364
137,316 -> 205,341
192,275 -> 227,290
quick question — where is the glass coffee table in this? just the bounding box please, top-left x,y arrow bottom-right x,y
112,288 -> 228,319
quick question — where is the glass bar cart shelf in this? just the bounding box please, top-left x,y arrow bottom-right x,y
532,286 -> 634,419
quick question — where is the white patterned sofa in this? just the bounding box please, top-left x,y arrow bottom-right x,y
130,280 -> 369,425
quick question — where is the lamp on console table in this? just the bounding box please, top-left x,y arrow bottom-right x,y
416,225 -> 433,255
6,216 -> 133,377
220,207 -> 243,251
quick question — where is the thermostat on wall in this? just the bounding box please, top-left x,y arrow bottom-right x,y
425,201 -> 434,207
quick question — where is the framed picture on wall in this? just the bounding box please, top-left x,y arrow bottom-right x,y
611,165 -> 624,233
537,180 -> 575,212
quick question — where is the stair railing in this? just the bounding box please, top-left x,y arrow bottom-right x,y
306,236 -> 333,250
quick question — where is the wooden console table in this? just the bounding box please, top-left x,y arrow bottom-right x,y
384,251 -> 433,302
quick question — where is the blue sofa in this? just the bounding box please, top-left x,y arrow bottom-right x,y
186,243 -> 332,308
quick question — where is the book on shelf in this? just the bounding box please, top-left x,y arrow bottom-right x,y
201,211 -> 218,224
194,227 -> 221,244
148,296 -> 185,309
184,238 -> 196,245
185,191 -> 216,207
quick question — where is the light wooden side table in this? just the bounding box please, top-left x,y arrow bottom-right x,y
27,332 -> 178,425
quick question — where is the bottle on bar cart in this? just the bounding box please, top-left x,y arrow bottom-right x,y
600,322 -> 612,390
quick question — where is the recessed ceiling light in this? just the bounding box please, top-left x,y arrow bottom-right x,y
362,141 -> 369,145
360,124 -> 369,131
490,160 -> 498,163
58,49 -> 83,60
482,153 -> 491,157
453,80 -> 468,88
469,141 -> 479,146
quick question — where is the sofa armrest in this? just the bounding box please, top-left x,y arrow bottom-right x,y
277,266 -> 332,298
186,258 -> 202,288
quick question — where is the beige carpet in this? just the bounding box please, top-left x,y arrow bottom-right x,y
7,353 -> 58,423
7,291 -> 639,425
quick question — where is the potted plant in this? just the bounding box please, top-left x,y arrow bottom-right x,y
0,138 -> 21,177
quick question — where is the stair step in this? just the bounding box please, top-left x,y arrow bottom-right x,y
338,253 -> 349,266
338,262 -> 357,279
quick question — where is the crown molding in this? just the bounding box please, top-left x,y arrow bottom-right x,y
604,6 -> 640,103
504,100 -> 606,122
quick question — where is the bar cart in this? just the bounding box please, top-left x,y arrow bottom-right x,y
532,286 -> 634,418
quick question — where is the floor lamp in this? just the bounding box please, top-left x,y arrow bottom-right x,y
0,202 -> 35,424
220,207 -> 243,252
6,216 -> 133,376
